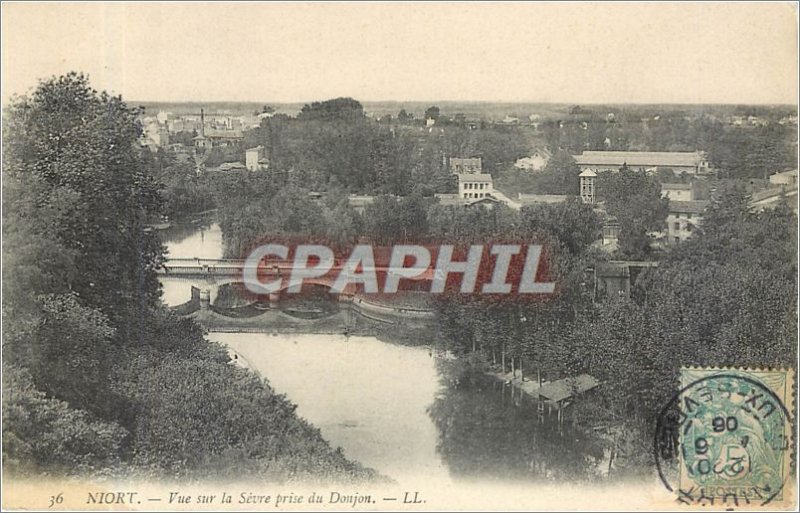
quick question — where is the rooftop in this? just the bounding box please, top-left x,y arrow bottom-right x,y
751,185 -> 798,204
669,200 -> 710,214
574,151 -> 706,168
205,129 -> 243,139
457,173 -> 493,183
347,195 -> 375,207
661,183 -> 693,190
436,194 -> 502,207
538,374 -> 600,403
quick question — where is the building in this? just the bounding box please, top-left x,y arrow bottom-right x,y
245,146 -> 269,171
574,151 -> 712,176
769,169 -> 798,187
203,129 -> 244,148
193,108 -> 244,153
435,193 -> 502,209
457,173 -> 494,200
347,195 -> 375,214
537,374 -> 600,423
216,162 -> 247,172
579,169 -> 596,204
601,218 -> 620,250
661,183 -> 694,201
449,157 -> 482,174
750,185 -> 798,214
665,200 -> 709,244
514,148 -> 552,172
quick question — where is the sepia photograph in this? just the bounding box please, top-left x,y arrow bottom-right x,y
1,1 -> 798,510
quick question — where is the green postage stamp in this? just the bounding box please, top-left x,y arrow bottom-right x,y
674,368 -> 794,506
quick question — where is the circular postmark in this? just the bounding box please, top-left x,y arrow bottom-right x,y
654,369 -> 793,507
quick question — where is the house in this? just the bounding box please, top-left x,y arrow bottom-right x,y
203,129 -> 243,148
449,157 -> 482,174
457,173 -> 494,200
245,146 -> 269,171
579,169 -> 597,204
574,151 -> 712,176
347,195 -> 375,214
661,183 -> 694,201
216,162 -> 247,172
666,200 -> 709,244
435,193 -> 502,209
601,218 -> 620,250
750,186 -> 798,214
537,374 -> 600,423
514,148 -> 552,172
769,169 -> 798,187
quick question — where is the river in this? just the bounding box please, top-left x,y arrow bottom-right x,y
157,219 -> 613,487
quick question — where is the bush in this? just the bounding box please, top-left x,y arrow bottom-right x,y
2,365 -> 128,476
121,353 -> 378,482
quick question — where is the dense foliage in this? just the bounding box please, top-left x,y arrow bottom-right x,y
431,192 -> 796,473
2,73 -> 377,482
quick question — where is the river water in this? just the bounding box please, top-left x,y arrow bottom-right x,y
158,219 -> 610,486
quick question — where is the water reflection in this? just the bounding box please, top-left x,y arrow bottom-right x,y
428,363 -> 606,483
212,333 -> 450,484
162,220 -> 610,485
160,219 -> 223,260
158,220 -> 224,306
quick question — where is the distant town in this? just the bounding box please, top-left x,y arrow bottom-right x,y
138,101 -> 798,257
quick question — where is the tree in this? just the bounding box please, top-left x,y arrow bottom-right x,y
3,365 -> 127,476
363,194 -> 429,244
297,97 -> 364,122
520,198 -> 602,255
529,150 -> 581,195
3,72 -> 164,330
424,105 -> 440,122
397,109 -> 413,123
596,168 -> 669,259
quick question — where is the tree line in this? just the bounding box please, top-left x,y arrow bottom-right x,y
2,73 -> 379,482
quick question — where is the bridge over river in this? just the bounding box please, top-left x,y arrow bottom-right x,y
158,257 -> 438,325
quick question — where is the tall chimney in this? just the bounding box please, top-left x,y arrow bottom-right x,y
200,108 -> 205,137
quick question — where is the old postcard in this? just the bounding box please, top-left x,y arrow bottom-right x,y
1,1 -> 797,511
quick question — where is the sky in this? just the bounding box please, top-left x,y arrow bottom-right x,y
2,2 -> 798,105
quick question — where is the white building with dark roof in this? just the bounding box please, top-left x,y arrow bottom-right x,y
457,173 -> 494,200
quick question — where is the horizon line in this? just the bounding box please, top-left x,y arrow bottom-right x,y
126,99 -> 799,108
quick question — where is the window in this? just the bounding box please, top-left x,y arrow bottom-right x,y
673,222 -> 680,231
687,213 -> 692,219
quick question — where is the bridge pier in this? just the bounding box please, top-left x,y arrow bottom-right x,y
199,289 -> 211,310
269,291 -> 280,309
